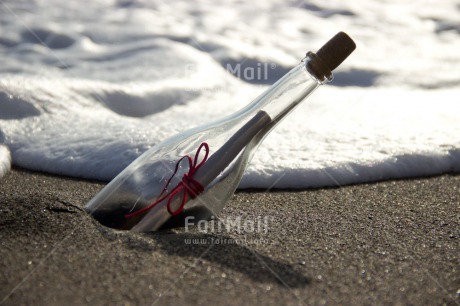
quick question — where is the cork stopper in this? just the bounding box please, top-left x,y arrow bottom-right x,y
316,32 -> 356,72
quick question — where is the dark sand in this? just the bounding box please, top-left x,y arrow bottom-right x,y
0,169 -> 459,305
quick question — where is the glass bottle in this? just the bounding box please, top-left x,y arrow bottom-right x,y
85,32 -> 356,232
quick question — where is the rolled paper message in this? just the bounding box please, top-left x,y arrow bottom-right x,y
130,110 -> 272,232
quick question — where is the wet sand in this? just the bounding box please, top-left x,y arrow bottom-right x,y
0,169 -> 459,305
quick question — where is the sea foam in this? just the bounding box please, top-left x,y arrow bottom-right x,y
0,0 -> 459,187
0,145 -> 11,180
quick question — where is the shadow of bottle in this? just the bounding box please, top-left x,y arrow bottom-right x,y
119,230 -> 311,288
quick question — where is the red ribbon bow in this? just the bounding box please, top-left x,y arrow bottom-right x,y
125,142 -> 210,219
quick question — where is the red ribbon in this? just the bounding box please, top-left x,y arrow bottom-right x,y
125,142 -> 210,219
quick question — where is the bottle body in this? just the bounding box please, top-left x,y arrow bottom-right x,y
85,54 -> 330,232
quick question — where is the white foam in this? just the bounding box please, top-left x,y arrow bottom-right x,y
0,0 -> 459,188
0,145 -> 11,180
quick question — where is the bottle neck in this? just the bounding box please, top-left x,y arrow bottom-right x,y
250,52 -> 333,123
305,51 -> 334,84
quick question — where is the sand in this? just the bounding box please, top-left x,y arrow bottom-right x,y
0,169 -> 459,305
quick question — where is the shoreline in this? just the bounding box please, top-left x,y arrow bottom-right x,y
1,168 -> 459,305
